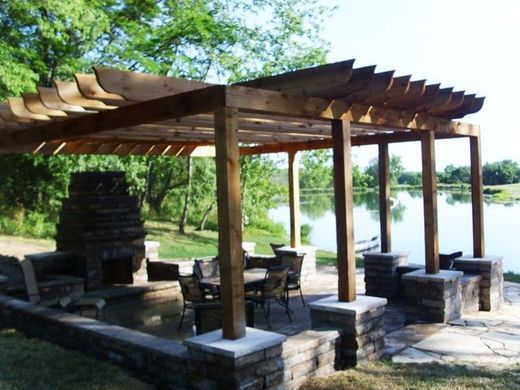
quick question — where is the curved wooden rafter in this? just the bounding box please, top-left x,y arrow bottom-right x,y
38,87 -> 90,114
54,80 -> 116,111
22,93 -> 68,117
8,97 -> 50,122
74,73 -> 129,106
94,66 -> 212,101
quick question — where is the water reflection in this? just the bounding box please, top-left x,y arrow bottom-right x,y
269,190 -> 520,273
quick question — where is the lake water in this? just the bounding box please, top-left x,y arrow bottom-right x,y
268,190 -> 520,273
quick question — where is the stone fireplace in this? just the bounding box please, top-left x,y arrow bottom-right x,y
56,172 -> 146,290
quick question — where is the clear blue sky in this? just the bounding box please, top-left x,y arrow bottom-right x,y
321,0 -> 519,170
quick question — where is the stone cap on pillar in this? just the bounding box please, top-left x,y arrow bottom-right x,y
401,269 -> 463,282
277,246 -> 317,256
454,255 -> 503,265
362,251 -> 409,260
184,327 -> 286,358
309,295 -> 387,315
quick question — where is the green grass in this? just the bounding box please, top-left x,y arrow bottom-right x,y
504,271 -> 520,283
145,220 -> 339,261
302,360 -> 520,390
487,183 -> 520,201
0,328 -> 150,390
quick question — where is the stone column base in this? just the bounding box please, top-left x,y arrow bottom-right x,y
309,295 -> 387,367
363,252 -> 409,299
402,269 -> 463,323
453,255 -> 503,311
185,327 -> 286,389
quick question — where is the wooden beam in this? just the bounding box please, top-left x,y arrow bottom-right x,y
225,86 -> 480,136
470,135 -> 485,257
378,143 -> 392,252
288,151 -> 301,247
421,131 -> 439,274
214,106 -> 245,340
332,119 -> 356,302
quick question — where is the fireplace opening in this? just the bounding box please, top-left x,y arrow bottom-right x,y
103,257 -> 134,285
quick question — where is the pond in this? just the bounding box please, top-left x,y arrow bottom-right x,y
269,190 -> 520,273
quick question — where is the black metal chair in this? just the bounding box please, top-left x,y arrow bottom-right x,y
280,253 -> 306,307
246,265 -> 291,329
439,251 -> 463,270
194,257 -> 220,299
270,243 -> 285,254
177,274 -> 207,331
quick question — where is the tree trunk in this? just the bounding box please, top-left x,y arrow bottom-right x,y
179,157 -> 193,233
196,203 -> 214,231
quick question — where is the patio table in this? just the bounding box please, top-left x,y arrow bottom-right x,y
200,268 -> 266,290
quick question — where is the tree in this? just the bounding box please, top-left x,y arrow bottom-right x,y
483,160 -> 520,185
0,0 -> 334,231
300,150 -> 332,190
364,155 -> 405,187
438,164 -> 470,184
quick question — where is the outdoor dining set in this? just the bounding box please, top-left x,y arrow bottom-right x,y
177,244 -> 306,333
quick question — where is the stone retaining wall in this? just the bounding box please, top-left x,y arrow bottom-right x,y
282,330 -> 339,390
0,295 -> 188,389
0,293 -> 344,389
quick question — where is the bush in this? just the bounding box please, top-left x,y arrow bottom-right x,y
301,224 -> 312,244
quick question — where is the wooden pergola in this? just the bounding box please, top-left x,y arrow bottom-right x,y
0,60 -> 485,340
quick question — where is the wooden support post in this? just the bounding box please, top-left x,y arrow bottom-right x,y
378,142 -> 392,252
470,135 -> 485,257
332,119 -> 356,302
214,106 -> 246,340
288,151 -> 301,247
421,131 -> 439,274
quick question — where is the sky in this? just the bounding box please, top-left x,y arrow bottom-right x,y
320,0 -> 520,170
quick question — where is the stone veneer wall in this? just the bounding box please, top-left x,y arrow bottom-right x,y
310,296 -> 387,367
461,275 -> 482,314
453,256 -> 503,311
363,252 -> 409,299
402,270 -> 463,324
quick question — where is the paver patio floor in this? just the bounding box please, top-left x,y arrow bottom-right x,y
105,265 -> 520,368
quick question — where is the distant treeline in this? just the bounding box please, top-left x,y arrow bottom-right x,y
300,150 -> 520,189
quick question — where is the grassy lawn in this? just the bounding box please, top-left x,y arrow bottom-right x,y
145,220 -> 340,261
488,183 -> 520,201
0,329 -> 150,390
302,360 -> 520,389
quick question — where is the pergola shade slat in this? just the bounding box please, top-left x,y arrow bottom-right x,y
0,60 -> 483,155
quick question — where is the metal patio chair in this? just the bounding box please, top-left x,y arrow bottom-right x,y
246,264 -> 291,329
177,273 -> 208,331
280,253 -> 306,307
